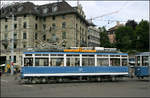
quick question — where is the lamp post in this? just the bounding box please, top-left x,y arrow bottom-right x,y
10,9 -> 14,75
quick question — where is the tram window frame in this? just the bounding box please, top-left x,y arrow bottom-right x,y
51,54 -> 63,57
82,54 -> 95,66
25,54 -> 32,56
97,58 -> 109,66
50,57 -> 64,66
142,56 -> 149,66
35,58 -> 49,66
66,54 -> 80,58
122,59 -> 128,66
110,58 -> 120,66
110,55 -> 120,58
66,57 -> 80,66
24,58 -> 33,66
97,55 -> 108,57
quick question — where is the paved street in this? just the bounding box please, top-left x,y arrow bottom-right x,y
1,74 -> 150,97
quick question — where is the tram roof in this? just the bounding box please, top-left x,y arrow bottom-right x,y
23,52 -> 128,55
136,52 -> 150,56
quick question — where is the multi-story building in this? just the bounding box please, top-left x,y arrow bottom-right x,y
0,1 -> 91,68
87,26 -> 100,47
107,21 -> 123,44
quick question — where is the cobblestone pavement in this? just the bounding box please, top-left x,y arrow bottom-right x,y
1,74 -> 150,97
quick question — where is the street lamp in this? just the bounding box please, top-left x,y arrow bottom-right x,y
8,7 -> 15,75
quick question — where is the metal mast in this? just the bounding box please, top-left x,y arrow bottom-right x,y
11,7 -> 14,75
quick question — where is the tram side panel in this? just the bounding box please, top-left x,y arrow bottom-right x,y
21,66 -> 129,79
134,66 -> 150,78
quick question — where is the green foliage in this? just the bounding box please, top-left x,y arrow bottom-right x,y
115,20 -> 149,52
135,20 -> 149,51
99,26 -> 111,48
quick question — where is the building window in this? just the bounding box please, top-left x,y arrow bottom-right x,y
62,15 -> 65,19
5,18 -> 8,22
62,22 -> 66,28
52,23 -> 56,29
43,35 -> 46,41
35,33 -> 38,40
14,16 -> 17,21
43,24 -> 46,30
14,24 -> 17,29
4,45 -> 7,49
14,33 -> 17,39
23,32 -> 27,39
52,16 -> 55,20
4,33 -> 8,40
24,15 -> 26,18
14,44 -> 17,49
23,44 -> 26,48
14,56 -> 16,63
5,25 -> 8,31
23,22 -> 27,29
35,16 -> 38,20
43,17 -> 46,22
49,27 -> 52,32
62,32 -> 66,39
35,24 -> 38,30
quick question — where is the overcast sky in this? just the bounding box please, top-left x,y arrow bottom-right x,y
2,0 -> 149,29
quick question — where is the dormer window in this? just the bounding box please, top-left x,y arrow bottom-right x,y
43,8 -> 48,14
18,6 -> 23,12
34,7 -> 39,12
52,4 -> 58,12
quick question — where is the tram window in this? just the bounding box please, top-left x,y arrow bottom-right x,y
110,58 -> 120,66
35,58 -> 48,66
24,58 -> 33,66
25,54 -> 32,56
97,58 -> 109,66
97,55 -> 108,57
82,55 -> 95,66
122,55 -> 127,57
35,54 -> 42,56
66,58 -> 80,66
66,54 -> 79,57
110,55 -> 120,57
122,59 -> 127,66
142,56 -> 149,66
82,55 -> 94,57
137,56 -> 140,66
51,54 -> 63,56
50,58 -> 64,66
42,54 -> 49,56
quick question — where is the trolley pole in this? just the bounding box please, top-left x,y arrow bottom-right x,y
10,11 -> 14,75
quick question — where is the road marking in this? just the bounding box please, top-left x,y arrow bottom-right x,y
1,79 -> 8,83
22,85 -> 33,88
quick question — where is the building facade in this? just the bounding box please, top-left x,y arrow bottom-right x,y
0,1 -> 91,68
87,26 -> 100,47
107,21 -> 123,44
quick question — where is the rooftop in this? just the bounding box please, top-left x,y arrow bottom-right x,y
0,1 -> 92,26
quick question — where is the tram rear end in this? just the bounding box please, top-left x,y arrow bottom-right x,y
134,52 -> 150,79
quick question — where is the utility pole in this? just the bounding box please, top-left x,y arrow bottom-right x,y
11,8 -> 14,75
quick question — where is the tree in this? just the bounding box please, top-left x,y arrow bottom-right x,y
115,26 -> 134,52
135,20 -> 149,51
125,20 -> 137,30
99,26 -> 111,48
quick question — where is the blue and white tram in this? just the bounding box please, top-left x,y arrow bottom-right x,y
134,52 -> 150,79
20,51 -> 129,83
